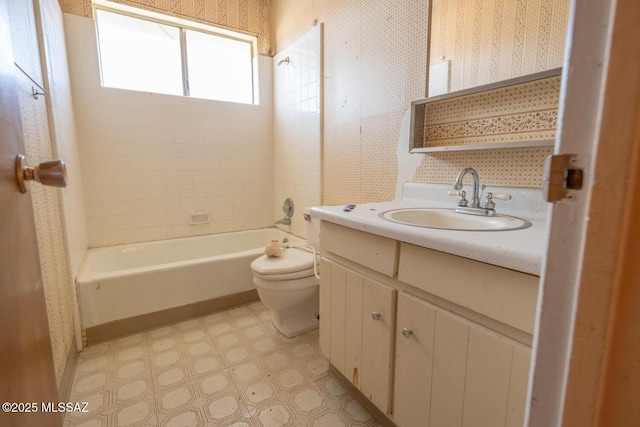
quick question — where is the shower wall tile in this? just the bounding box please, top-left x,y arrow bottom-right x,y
64,14 -> 274,248
272,25 -> 322,239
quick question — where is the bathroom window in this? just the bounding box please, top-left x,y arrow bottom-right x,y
94,7 -> 255,104
185,30 -> 253,103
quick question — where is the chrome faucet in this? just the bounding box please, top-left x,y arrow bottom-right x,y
275,217 -> 291,225
453,167 -> 481,208
451,168 -> 513,216
451,167 -> 497,216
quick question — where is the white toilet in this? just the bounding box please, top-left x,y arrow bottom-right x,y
250,215 -> 320,338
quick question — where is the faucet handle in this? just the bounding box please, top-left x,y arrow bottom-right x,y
448,189 -> 468,207
482,193 -> 496,210
481,192 -> 512,210
491,193 -> 512,201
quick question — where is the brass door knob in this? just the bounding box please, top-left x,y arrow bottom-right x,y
15,154 -> 67,193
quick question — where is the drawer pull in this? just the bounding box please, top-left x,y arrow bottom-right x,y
371,312 -> 382,321
402,328 -> 413,339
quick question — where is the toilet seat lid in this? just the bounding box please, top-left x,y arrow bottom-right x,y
250,247 -> 315,276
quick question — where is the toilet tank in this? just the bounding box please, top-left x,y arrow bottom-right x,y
304,208 -> 320,249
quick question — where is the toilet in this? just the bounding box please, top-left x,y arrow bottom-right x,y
250,214 -> 320,338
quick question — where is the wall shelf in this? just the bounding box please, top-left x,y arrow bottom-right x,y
410,68 -> 562,153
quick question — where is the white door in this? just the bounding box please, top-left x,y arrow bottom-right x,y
528,0 -> 640,425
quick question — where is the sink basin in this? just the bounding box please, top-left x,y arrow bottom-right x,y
380,208 -> 531,231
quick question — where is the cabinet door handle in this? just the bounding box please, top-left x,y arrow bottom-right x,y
402,328 -> 413,339
371,312 -> 382,321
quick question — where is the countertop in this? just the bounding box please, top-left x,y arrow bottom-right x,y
310,183 -> 549,276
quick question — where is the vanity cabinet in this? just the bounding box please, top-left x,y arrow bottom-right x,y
394,292 -> 531,427
317,221 -> 539,426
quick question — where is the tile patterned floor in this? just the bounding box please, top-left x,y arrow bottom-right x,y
65,302 -> 383,427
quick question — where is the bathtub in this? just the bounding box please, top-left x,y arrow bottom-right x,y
76,228 -> 303,340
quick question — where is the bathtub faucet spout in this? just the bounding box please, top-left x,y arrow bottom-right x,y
276,198 -> 294,226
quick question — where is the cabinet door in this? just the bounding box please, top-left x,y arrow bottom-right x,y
393,293 -> 532,427
320,259 -> 396,414
463,325 -> 515,427
394,292 -> 437,426
394,293 -> 470,427
506,343 -> 532,427
322,260 -> 365,384
361,277 -> 396,414
429,308 -> 469,426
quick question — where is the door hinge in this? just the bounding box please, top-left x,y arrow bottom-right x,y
542,154 -> 584,202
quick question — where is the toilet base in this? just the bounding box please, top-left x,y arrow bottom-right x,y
269,292 -> 319,338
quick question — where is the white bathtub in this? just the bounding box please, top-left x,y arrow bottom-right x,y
76,228 -> 303,331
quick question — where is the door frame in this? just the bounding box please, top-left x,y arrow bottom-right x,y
528,0 -> 640,425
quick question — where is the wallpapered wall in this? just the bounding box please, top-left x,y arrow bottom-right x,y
273,0 -> 564,204
430,0 -> 569,92
413,74 -> 561,188
10,0 -> 75,386
273,0 -> 431,204
41,0 -> 87,354
59,0 -> 273,54
414,0 -> 568,191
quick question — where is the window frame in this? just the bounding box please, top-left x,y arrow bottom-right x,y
92,0 -> 258,104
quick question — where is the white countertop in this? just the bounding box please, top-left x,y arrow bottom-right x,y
311,183 -> 549,276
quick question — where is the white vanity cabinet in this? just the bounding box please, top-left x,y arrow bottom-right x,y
393,292 -> 531,427
317,221 -> 539,427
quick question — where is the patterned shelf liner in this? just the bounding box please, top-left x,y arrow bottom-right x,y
414,72 -> 561,151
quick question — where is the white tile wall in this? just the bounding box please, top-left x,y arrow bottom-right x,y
273,25 -> 322,239
63,14 -> 274,247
